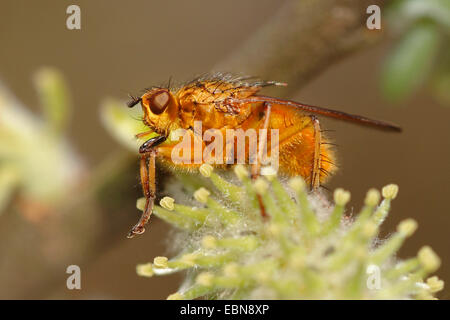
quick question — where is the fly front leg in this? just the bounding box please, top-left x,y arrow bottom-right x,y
126,151 -> 155,238
127,135 -> 166,238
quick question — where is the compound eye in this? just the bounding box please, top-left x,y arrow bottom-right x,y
149,91 -> 170,114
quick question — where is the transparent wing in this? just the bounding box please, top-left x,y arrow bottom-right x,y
233,95 -> 402,132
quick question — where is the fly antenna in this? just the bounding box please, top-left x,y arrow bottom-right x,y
127,94 -> 141,108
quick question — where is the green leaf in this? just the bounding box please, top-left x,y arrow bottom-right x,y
34,68 -> 71,134
430,47 -> 450,106
381,20 -> 440,102
388,0 -> 450,31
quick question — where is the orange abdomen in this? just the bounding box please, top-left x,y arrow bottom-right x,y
240,103 -> 336,185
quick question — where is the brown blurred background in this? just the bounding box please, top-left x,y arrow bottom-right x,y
0,0 -> 449,299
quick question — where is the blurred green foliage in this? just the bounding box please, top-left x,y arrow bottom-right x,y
101,98 -> 158,152
0,68 -> 82,213
34,69 -> 71,134
382,0 -> 450,104
136,166 -> 444,300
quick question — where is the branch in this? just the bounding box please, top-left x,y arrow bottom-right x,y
216,0 -> 386,95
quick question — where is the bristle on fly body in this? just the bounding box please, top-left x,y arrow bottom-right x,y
186,72 -> 287,90
263,80 -> 288,87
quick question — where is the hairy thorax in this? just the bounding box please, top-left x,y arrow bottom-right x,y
176,79 -> 258,132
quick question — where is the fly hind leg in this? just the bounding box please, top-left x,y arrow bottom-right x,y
251,102 -> 272,218
251,102 -> 272,179
310,115 -> 322,190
